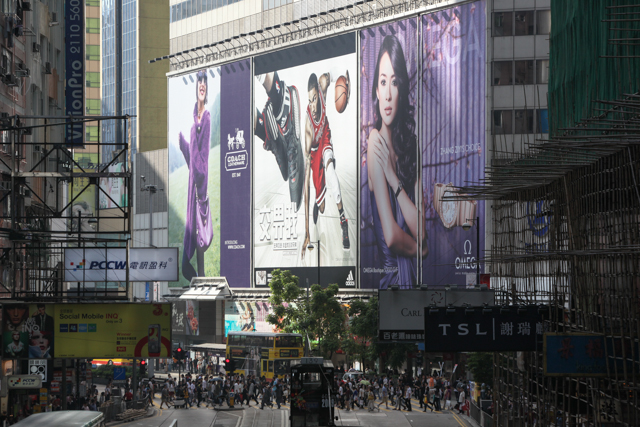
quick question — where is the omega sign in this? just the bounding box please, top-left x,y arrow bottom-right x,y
424,306 -> 547,352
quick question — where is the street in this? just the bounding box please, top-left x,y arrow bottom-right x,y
118,395 -> 476,427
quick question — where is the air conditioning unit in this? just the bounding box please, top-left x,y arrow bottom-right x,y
32,42 -> 40,53
45,62 -> 51,75
4,74 -> 18,86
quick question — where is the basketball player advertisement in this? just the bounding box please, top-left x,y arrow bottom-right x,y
253,34 -> 357,288
421,1 -> 486,288
360,19 -> 423,290
219,60 -> 251,288
168,68 -> 222,287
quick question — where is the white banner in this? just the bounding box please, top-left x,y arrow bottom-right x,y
64,248 -> 179,282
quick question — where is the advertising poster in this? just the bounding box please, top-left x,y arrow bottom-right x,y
54,303 -> 171,358
185,300 -> 199,335
224,300 -> 281,335
253,34 -> 357,287
220,60 -> 251,288
360,19 -> 420,289
2,304 -> 54,359
421,1 -> 486,287
70,152 -> 98,231
171,300 -> 187,335
99,162 -> 127,209
168,68 -> 222,286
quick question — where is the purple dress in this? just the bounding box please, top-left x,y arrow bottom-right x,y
371,184 -> 417,289
179,103 -> 211,279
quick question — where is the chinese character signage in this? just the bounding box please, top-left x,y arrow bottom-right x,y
64,248 -> 179,282
424,305 -> 545,352
544,333 -> 607,377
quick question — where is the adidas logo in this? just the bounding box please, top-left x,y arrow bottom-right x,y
345,270 -> 355,287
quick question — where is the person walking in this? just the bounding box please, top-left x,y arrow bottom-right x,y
405,385 -> 412,412
457,387 -> 466,414
378,383 -> 389,410
159,385 -> 170,409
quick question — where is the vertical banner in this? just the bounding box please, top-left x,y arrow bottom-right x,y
360,19 -> 420,289
421,1 -> 486,287
220,60 -> 251,287
3,304 -> 54,359
168,69 -> 222,286
253,34 -> 357,288
65,0 -> 85,147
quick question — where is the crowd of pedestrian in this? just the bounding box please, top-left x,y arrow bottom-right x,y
335,370 -> 472,414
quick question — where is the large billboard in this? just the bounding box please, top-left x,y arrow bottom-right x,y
253,34 -> 357,288
421,1 -> 486,287
53,303 -> 171,358
168,67 -> 221,286
3,303 -> 171,358
360,19 -> 420,290
169,61 -> 252,288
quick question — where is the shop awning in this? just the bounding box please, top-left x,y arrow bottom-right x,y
179,277 -> 232,300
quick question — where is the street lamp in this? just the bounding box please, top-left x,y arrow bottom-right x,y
462,216 -> 480,288
305,239 -> 320,357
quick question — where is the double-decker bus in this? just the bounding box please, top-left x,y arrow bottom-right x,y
226,331 -> 304,380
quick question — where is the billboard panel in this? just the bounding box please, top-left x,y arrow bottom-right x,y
253,34 -> 357,287
53,303 -> 171,358
360,19 -> 420,289
70,153 -> 98,229
65,0 -> 84,147
220,60 -> 252,288
3,304 -> 55,359
168,68 -> 222,286
544,333 -> 607,377
225,300 -> 280,335
421,1 -> 486,288
64,247 -> 179,282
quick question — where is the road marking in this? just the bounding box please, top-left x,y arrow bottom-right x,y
452,412 -> 467,427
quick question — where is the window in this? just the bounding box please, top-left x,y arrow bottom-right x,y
515,11 -> 535,36
493,110 -> 513,135
514,60 -> 534,85
536,60 -> 549,84
537,10 -> 551,35
493,12 -> 513,36
171,5 -> 176,22
537,109 -> 549,133
514,109 -> 534,134
86,72 -> 100,88
86,0 -> 100,6
86,125 -> 99,141
493,61 -> 513,86
86,18 -> 100,34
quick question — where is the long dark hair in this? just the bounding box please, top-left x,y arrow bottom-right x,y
372,35 -> 417,190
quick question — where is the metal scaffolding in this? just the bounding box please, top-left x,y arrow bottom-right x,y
0,115 -> 133,301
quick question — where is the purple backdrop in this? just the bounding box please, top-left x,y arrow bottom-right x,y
421,1 -> 486,288
220,60 -> 251,287
360,19 -> 419,289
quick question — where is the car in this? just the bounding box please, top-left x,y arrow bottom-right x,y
342,371 -> 365,382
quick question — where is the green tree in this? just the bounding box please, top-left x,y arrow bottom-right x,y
345,297 -> 413,372
467,352 -> 494,386
266,269 -> 345,357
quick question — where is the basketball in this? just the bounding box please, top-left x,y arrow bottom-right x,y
335,75 -> 349,113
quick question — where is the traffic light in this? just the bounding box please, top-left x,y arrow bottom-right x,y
173,347 -> 185,360
140,359 -> 147,376
229,358 -> 236,373
224,358 -> 231,372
